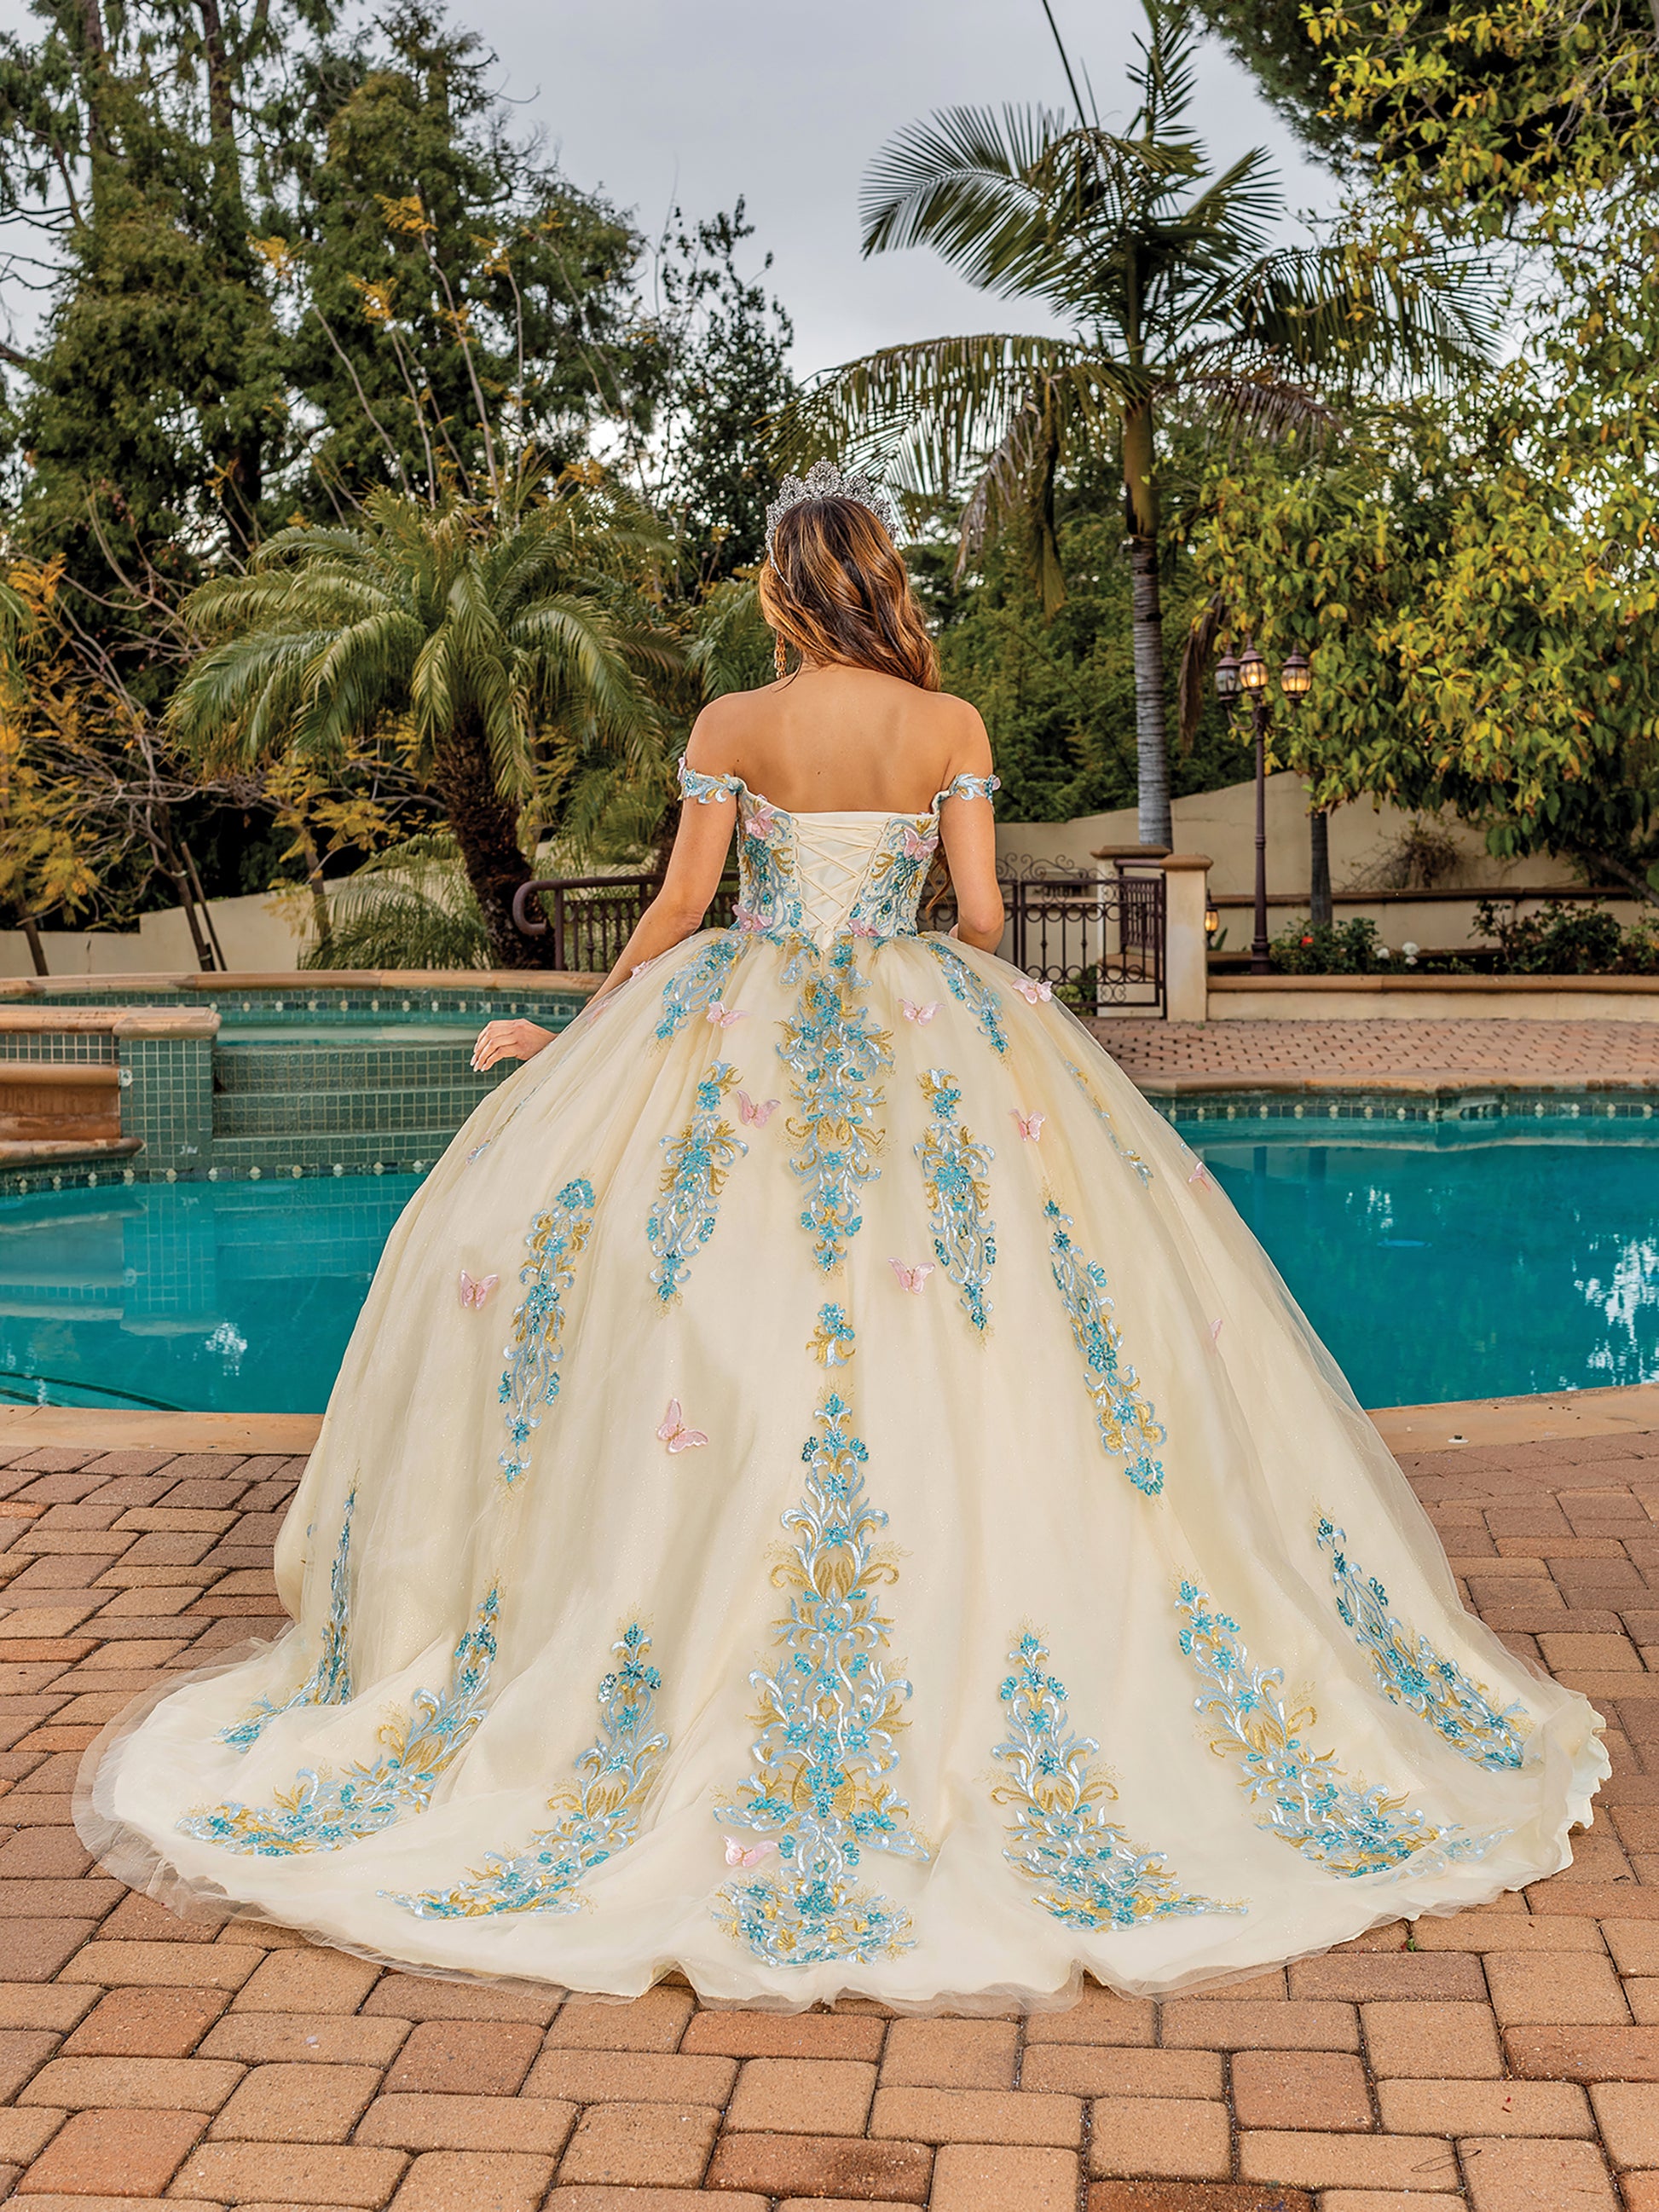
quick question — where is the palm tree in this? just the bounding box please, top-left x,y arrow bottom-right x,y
168,476 -> 675,967
792,0 -> 1494,846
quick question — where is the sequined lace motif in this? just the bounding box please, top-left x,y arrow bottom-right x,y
935,772 -> 1002,806
778,939 -> 893,1272
993,1629 -> 1240,1930
845,817 -> 937,943
735,794 -> 805,941
648,1061 -> 746,1302
388,1623 -> 667,1918
498,1178 -> 596,1486
221,1489 -> 356,1751
927,942 -> 1008,1054
1316,1518 -> 1530,1770
678,762 -> 742,805
656,933 -> 743,1041
1044,1197 -> 1165,1495
177,1588 -> 500,1857
714,1327 -> 926,1967
1176,1580 -> 1499,1879
916,1069 -> 996,1332
1064,1061 -> 1153,1186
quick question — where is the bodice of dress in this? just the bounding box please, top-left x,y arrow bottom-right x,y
679,762 -> 1000,948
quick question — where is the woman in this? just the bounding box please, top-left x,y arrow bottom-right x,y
79,463 -> 1604,2009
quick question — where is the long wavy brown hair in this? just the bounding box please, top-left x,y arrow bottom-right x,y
759,496 -> 939,690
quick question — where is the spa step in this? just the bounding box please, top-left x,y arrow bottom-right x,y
211,1081 -> 496,1140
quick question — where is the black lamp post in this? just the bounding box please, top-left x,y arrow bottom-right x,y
1216,640 -> 1314,975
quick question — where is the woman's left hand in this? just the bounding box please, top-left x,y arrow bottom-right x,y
471,1019 -> 554,1072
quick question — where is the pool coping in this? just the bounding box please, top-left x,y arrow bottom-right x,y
2,1379 -> 1654,1459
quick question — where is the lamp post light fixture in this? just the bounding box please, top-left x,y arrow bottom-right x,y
1215,638 -> 1314,976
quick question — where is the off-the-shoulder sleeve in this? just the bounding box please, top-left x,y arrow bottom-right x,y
934,771 -> 1002,808
677,759 -> 743,805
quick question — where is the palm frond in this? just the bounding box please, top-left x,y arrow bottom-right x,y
1224,244 -> 1500,390
305,833 -> 490,972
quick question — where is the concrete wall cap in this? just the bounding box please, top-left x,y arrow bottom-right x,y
111,1009 -> 222,1039
1210,971 -> 1659,994
1160,853 -> 1213,873
0,1007 -> 121,1031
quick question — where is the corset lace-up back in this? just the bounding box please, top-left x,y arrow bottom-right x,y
678,762 -> 1000,949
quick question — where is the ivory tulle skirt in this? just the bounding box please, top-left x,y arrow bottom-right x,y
78,926 -> 1606,2008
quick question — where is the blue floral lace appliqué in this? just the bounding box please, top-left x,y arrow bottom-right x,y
387,1622 -> 668,1918
993,1629 -> 1241,1930
915,1069 -> 996,1332
1176,1580 -> 1503,1879
656,933 -> 744,1042
778,939 -> 893,1272
1316,1517 -> 1530,1771
648,1061 -> 747,1302
1043,1197 -> 1165,1494
927,941 -> 1008,1054
498,1178 -> 597,1486
1063,1061 -> 1153,1187
177,1587 -> 501,1857
221,1489 -> 356,1752
714,1325 -> 926,1967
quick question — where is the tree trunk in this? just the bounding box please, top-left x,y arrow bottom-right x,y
1309,807 -> 1332,927
431,719 -> 544,969
1122,398 -> 1171,850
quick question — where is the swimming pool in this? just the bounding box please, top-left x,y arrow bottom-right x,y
7,1118 -> 1657,1412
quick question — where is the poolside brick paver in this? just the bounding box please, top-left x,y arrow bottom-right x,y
1090,1015 -> 1659,1089
6,1431 -> 1659,2203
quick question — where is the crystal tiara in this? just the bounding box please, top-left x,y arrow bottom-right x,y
764,459 -> 900,554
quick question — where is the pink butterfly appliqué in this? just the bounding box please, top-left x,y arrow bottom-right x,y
656,1399 -> 709,1454
1011,1108 -> 1046,1142
1015,979 -> 1054,1004
1188,1160 -> 1213,1187
737,1092 -> 780,1127
457,1270 -> 499,1310
705,1002 -> 748,1029
723,1835 -> 778,1868
897,824 -> 937,861
901,999 -> 940,1025
889,1259 -> 935,1294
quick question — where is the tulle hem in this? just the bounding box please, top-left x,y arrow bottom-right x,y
75,1634 -> 1611,2016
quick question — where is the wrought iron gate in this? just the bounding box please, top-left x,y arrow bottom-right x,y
999,858 -> 1166,1015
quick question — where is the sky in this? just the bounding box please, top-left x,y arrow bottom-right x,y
443,0 -> 1343,379
0,0 -> 1343,368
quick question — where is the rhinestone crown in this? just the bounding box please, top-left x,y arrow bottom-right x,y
765,459 -> 899,555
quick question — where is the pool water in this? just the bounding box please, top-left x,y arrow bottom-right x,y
7,1122 -> 1658,1412
0,1176 -> 420,1414
1195,1123 -> 1659,1408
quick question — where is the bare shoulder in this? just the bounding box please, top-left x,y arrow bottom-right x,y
930,688 -> 993,771
683,686 -> 775,771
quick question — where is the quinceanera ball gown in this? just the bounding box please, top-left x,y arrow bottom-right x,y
78,760 -> 1607,2011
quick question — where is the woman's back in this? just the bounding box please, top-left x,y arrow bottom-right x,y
693,664 -> 987,817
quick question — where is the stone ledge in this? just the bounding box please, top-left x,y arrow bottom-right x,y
0,1135 -> 142,1169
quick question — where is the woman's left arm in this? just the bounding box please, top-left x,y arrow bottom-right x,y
591,777 -> 737,1002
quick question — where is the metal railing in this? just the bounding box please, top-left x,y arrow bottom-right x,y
1002,861 -> 1166,1016
512,875 -> 737,972
513,858 -> 1166,1016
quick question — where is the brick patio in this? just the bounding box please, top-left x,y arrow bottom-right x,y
1091,1017 -> 1659,1090
2,1416 -> 1658,2209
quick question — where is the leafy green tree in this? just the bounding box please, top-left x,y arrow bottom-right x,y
647,204 -> 795,587
791,0 -> 1493,848
1191,0 -> 1656,197
167,476 -> 676,967
271,5 -> 656,511
1191,202 -> 1659,898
